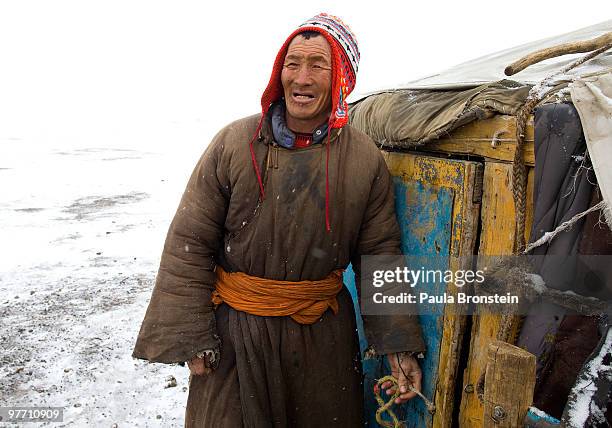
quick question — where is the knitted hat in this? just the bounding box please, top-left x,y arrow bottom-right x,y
249,13 -> 360,231
260,13 -> 360,129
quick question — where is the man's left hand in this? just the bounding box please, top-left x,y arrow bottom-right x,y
381,352 -> 422,403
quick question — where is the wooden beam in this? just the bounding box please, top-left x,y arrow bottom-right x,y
483,341 -> 536,427
408,115 -> 535,166
504,31 -> 612,76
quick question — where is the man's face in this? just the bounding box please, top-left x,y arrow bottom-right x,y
281,34 -> 332,133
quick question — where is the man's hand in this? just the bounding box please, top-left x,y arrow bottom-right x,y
187,355 -> 213,376
381,352 -> 422,403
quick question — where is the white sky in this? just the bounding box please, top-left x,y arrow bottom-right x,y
0,1 -> 609,151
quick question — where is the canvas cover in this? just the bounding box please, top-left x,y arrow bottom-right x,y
570,73 -> 612,229
369,20 -> 612,92
349,80 -> 531,147
349,21 -> 611,148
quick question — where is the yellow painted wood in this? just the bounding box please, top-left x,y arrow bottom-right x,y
410,115 -> 535,166
383,153 -> 481,428
457,162 -> 534,428
435,162 -> 481,428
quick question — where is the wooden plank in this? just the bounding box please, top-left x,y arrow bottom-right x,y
483,341 -> 536,427
382,153 -> 481,428
408,115 -> 535,166
434,161 -> 481,428
458,162 -> 534,427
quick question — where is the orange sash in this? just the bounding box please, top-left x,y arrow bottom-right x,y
211,267 -> 344,324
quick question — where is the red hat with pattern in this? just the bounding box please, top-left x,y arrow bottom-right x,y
261,13 -> 360,129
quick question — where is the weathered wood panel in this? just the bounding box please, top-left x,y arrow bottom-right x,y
483,341 -> 536,427
345,133 -> 535,427
409,115 -> 535,166
382,153 -> 482,428
345,174 -> 453,427
388,178 -> 451,428
458,162 -> 535,427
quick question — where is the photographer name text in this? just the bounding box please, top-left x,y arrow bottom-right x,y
372,292 -> 519,304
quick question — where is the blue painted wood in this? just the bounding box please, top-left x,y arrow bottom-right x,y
345,177 -> 455,427
345,264 -> 368,354
525,408 -> 561,426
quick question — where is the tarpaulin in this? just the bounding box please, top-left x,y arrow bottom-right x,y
349,80 -> 530,148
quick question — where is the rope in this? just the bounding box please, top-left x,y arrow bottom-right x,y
374,376 -> 402,428
523,200 -> 606,254
373,366 -> 436,428
512,104 -> 531,253
510,42 -> 612,255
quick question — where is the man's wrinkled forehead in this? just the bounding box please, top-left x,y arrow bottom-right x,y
284,33 -> 332,63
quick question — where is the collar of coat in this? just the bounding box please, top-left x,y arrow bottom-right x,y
257,106 -> 343,146
270,100 -> 329,149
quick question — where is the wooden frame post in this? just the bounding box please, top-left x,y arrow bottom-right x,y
483,341 -> 536,427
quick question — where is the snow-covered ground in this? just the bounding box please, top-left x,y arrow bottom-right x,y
0,137 -> 208,427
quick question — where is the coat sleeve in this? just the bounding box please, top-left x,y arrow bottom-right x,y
132,132 -> 229,363
351,152 -> 426,355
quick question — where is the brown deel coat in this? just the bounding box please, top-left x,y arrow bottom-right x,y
133,113 -> 425,426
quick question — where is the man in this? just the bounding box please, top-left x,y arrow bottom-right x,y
133,13 -> 425,427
